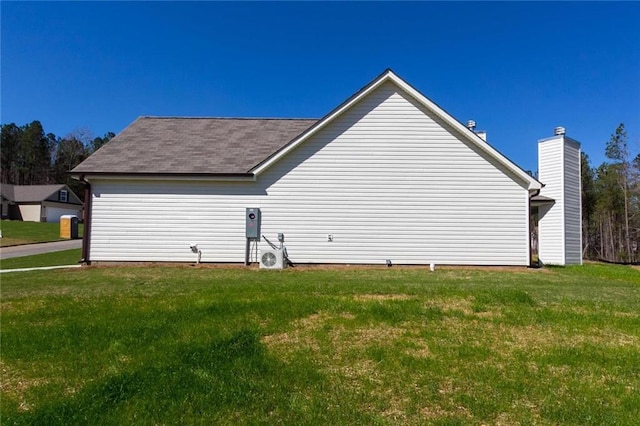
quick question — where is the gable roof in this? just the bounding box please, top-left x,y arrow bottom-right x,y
0,184 -> 81,204
71,117 -> 317,176
251,69 -> 542,191
71,69 -> 541,191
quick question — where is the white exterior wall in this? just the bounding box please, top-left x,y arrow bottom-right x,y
90,180 -> 261,262
538,136 -> 582,265
563,140 -> 582,264
18,204 -> 42,222
538,140 -> 564,263
44,204 -> 82,223
88,82 -> 531,265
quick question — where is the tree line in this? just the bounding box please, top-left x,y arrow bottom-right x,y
582,123 -> 639,264
1,120 -> 114,200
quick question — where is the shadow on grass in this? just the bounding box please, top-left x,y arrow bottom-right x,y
5,329 -> 373,425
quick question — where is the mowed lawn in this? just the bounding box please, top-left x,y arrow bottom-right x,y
1,264 -> 639,424
0,249 -> 82,270
0,220 -> 83,247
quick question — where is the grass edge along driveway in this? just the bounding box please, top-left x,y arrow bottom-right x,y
1,263 -> 639,424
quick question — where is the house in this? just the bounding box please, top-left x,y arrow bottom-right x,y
71,69 -> 581,266
0,184 -> 83,222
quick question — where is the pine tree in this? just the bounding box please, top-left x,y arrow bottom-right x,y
605,123 -> 632,261
1,123 -> 23,184
581,152 -> 596,258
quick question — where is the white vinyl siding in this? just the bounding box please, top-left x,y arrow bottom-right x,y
259,83 -> 529,265
89,181 -> 259,262
563,141 -> 582,264
538,136 -> 582,265
538,140 -> 565,264
88,82 -> 531,265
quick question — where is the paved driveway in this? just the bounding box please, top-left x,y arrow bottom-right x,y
0,239 -> 82,260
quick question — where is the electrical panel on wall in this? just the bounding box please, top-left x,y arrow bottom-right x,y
246,207 -> 261,240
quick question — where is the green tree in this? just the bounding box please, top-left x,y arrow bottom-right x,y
581,152 -> 597,258
1,123 -> 23,184
605,123 -> 632,261
90,131 -> 115,153
53,135 -> 88,188
631,153 -> 640,259
2,121 -> 114,193
17,121 -> 54,185
594,162 -> 625,261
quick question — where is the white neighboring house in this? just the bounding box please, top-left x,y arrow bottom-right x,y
0,184 -> 83,223
71,69 -> 581,266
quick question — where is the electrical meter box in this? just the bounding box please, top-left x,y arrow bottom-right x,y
245,208 -> 261,240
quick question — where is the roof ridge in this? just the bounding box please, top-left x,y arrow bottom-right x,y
5,184 -> 68,203
138,116 -> 319,121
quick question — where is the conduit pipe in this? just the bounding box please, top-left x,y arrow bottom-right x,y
79,175 -> 92,265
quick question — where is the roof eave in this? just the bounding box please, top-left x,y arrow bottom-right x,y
70,172 -> 256,182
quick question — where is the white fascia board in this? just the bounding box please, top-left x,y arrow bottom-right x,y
252,70 -> 542,191
80,174 -> 256,183
538,134 -> 580,146
388,73 -> 542,191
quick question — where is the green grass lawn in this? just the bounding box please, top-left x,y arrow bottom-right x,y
0,220 -> 83,247
0,249 -> 82,270
1,264 -> 639,425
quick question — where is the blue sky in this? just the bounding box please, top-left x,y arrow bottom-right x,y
2,1 -> 638,173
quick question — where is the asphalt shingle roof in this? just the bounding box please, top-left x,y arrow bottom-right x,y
71,117 -> 318,175
0,184 -> 67,202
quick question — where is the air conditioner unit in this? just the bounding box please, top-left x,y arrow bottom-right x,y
259,248 -> 285,270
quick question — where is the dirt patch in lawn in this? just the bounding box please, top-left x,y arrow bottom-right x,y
353,294 -> 414,302
0,361 -> 49,412
262,311 -> 407,360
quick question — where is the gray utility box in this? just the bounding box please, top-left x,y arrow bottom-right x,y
245,208 -> 261,240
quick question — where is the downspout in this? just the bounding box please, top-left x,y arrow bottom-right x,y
80,175 -> 92,265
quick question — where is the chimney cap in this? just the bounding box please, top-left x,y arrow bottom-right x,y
554,126 -> 566,136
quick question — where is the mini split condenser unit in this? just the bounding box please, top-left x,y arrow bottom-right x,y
259,248 -> 286,269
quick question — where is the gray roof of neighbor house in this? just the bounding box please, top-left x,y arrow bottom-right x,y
71,117 -> 318,175
0,184 -> 81,204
